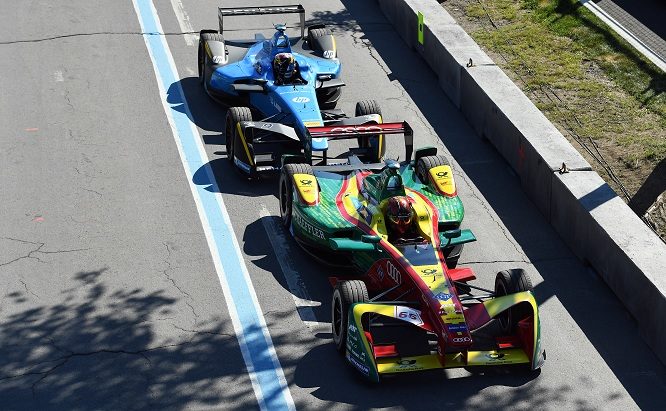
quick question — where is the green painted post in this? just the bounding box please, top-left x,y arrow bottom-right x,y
418,11 -> 424,45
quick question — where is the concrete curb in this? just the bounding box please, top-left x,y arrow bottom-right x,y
376,0 -> 666,364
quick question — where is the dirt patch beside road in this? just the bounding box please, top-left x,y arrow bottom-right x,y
442,0 -> 666,241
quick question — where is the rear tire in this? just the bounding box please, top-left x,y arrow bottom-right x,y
355,100 -> 383,162
225,107 -> 252,167
494,269 -> 533,334
279,163 -> 313,228
332,280 -> 369,353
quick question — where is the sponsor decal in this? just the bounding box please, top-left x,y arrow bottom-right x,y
329,125 -> 382,134
303,121 -> 323,127
261,123 -> 273,129
452,337 -> 471,343
212,55 -> 225,64
485,353 -> 505,360
292,96 -> 310,103
421,268 -> 437,275
347,352 -> 369,376
395,306 -> 424,326
293,210 -> 325,240
387,261 -> 401,285
323,50 -> 335,59
348,322 -> 358,334
447,323 -> 468,333
394,359 -> 422,371
434,292 -> 452,301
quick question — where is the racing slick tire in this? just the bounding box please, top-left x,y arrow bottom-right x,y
494,269 -> 533,334
416,155 -> 462,267
225,107 -> 252,169
279,163 -> 314,228
332,280 -> 369,353
355,100 -> 384,162
309,27 -> 341,109
198,31 -> 224,86
416,154 -> 450,185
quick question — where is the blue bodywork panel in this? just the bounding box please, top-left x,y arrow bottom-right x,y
209,29 -> 342,151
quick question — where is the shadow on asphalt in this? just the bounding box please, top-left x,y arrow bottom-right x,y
152,10 -> 665,409
0,269 -> 251,409
300,1 -> 665,408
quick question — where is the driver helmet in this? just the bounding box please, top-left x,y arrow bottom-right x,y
387,196 -> 414,236
273,52 -> 296,83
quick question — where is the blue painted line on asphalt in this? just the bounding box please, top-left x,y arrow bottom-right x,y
132,1 -> 294,409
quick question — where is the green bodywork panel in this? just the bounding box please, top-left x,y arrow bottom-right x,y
290,162 -> 467,271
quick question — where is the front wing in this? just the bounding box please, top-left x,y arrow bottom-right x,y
345,292 -> 544,382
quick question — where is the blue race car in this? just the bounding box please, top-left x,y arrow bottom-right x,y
198,5 -> 388,177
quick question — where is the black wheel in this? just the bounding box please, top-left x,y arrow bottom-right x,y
355,100 -> 383,161
279,163 -> 313,227
416,155 -> 450,185
198,41 -> 205,84
225,107 -> 252,165
332,280 -> 369,353
494,269 -> 533,334
199,32 -> 224,85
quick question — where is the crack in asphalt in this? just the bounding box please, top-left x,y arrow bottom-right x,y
351,31 -> 390,77
19,279 -> 40,299
0,238 -> 90,269
349,30 -> 442,148
0,31 -> 199,45
162,242 -> 198,324
0,342 -> 190,397
81,187 -> 103,197
453,173 -> 527,259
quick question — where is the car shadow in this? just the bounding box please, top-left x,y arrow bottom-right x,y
308,1 -> 666,408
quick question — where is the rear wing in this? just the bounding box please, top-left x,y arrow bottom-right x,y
308,122 -> 414,162
218,5 -> 306,38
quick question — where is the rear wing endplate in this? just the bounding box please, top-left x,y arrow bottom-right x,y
308,122 -> 414,162
218,5 -> 306,38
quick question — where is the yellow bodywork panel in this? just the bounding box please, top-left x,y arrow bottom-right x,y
235,123 -> 254,166
467,349 -> 530,366
293,173 -> 318,205
377,354 -> 443,374
429,165 -> 456,196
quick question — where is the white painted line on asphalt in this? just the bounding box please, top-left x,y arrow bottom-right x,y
580,0 -> 666,72
259,205 -> 329,334
169,0 -> 197,46
132,1 -> 294,410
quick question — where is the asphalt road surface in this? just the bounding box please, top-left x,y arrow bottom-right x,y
1,0 -> 664,409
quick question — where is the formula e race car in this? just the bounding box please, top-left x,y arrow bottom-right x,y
278,123 -> 545,381
198,5 -> 386,176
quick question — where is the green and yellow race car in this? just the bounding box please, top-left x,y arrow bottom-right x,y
279,122 -> 545,381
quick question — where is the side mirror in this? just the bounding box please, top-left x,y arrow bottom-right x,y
362,235 -> 382,244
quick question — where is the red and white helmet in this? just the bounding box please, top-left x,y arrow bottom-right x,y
387,196 -> 414,236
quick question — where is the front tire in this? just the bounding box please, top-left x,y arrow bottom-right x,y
279,163 -> 313,227
416,155 -> 450,185
494,269 -> 533,334
225,107 -> 252,167
332,280 -> 369,353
